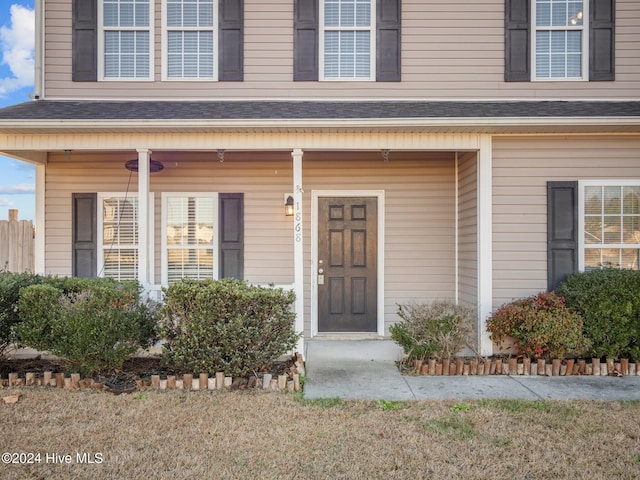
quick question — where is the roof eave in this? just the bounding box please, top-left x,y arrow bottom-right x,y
0,116 -> 639,134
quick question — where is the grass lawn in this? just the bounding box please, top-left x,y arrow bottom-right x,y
1,388 -> 639,479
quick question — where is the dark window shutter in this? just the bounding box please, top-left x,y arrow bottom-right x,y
590,0 -> 615,81
72,0 -> 98,82
504,0 -> 530,82
294,0 -> 319,81
219,193 -> 244,280
72,193 -> 97,278
376,0 -> 401,81
219,0 -> 244,81
547,182 -> 578,291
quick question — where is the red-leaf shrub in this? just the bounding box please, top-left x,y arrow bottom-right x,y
486,292 -> 589,360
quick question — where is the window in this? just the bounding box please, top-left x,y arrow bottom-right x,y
162,193 -> 218,284
533,0 -> 587,80
164,0 -> 216,80
98,194 -> 139,280
321,0 -> 374,80
580,182 -> 640,271
504,0 -> 614,82
100,0 -> 153,80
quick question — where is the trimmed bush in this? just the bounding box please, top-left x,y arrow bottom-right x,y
556,269 -> 640,360
390,300 -> 475,362
486,291 -> 589,360
161,278 -> 300,377
16,278 -> 158,376
0,271 -> 43,359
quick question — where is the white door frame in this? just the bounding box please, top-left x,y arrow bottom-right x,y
311,190 -> 385,337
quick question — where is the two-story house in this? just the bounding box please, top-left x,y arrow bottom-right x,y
0,0 -> 638,355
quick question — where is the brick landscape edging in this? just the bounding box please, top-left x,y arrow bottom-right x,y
407,357 -> 639,377
1,371 -> 302,393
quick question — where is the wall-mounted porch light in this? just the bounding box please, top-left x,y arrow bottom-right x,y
285,195 -> 294,216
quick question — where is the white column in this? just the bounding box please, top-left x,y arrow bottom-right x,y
34,163 -> 46,274
137,149 -> 150,288
292,148 -> 304,352
478,135 -> 493,356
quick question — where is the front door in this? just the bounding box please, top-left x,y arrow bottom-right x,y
318,197 -> 377,332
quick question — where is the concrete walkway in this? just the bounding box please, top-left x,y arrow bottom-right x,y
303,339 -> 640,401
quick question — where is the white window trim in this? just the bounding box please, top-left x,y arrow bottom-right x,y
531,0 -> 589,81
97,192 -> 155,281
578,180 -> 640,272
161,0 -> 218,81
98,0 -> 155,81
319,0 -> 376,82
161,192 -> 219,286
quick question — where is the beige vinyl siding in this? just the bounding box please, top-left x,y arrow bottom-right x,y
44,0 -> 640,100
44,151 -> 294,285
45,149 -> 459,336
301,152 -> 457,334
492,136 -> 640,309
457,152 -> 477,309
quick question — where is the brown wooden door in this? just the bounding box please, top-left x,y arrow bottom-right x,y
318,197 -> 377,332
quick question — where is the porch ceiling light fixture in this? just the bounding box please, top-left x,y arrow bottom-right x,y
217,149 -> 225,163
381,149 -> 390,162
124,159 -> 165,173
285,195 -> 294,216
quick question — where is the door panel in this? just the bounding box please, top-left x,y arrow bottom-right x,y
318,197 -> 377,332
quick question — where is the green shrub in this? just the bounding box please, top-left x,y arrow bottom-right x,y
16,279 -> 158,376
390,300 -> 475,362
161,278 -> 300,377
556,269 -> 640,360
0,271 -> 43,358
486,291 -> 589,360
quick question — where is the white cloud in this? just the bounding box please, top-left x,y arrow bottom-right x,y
0,197 -> 14,206
8,158 -> 35,171
0,5 -> 34,97
0,183 -> 34,194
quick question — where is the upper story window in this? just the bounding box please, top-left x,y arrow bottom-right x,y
100,0 -> 154,80
504,0 -> 614,83
164,0 -> 217,80
321,0 -> 375,80
293,0 -> 400,82
533,0 -> 587,80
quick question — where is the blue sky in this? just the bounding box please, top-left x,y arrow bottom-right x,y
0,1 -> 35,221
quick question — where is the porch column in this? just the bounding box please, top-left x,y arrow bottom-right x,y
292,148 -> 304,352
137,148 -> 151,288
478,135 -> 493,356
34,163 -> 46,274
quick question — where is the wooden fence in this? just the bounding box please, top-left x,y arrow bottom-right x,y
0,210 -> 34,273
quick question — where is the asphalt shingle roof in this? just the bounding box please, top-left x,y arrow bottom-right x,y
0,100 -> 638,121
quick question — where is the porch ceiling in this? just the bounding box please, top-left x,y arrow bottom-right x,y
0,100 -> 639,135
